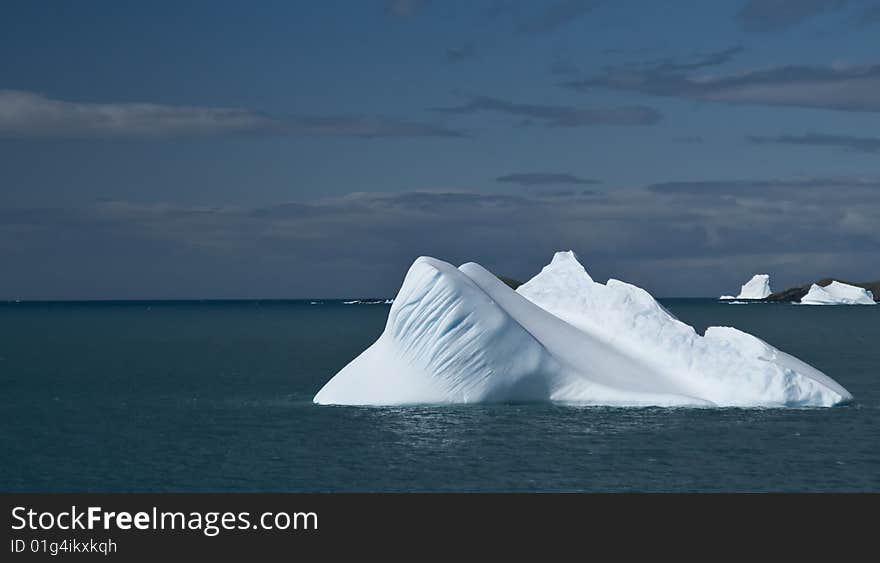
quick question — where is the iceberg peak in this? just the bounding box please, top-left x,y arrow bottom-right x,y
538,250 -> 595,283
550,250 -> 581,266
733,274 -> 772,300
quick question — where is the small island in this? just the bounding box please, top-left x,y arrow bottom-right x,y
766,278 -> 880,303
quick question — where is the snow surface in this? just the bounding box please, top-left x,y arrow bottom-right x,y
313,252 -> 851,407
800,281 -> 876,306
733,274 -> 772,299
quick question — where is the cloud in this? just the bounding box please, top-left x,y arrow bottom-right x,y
737,0 -> 850,32
433,95 -> 661,126
445,44 -> 477,62
3,178 -> 879,299
634,46 -> 744,73
496,172 -> 600,186
749,132 -> 880,153
569,52 -> 880,113
647,177 -> 880,195
285,115 -> 466,138
0,90 -> 466,139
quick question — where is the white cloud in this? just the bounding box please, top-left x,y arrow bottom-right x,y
0,90 -> 465,139
3,179 -> 879,298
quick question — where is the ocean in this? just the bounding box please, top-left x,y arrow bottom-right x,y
1,299 -> 877,492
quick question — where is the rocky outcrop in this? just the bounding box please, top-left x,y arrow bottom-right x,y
767,278 -> 880,302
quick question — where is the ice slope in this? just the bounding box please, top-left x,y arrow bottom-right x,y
314,257 -> 701,406
457,261 -> 708,406
314,257 -> 560,405
517,252 -> 850,407
734,274 -> 772,299
314,253 -> 851,407
800,281 -> 876,305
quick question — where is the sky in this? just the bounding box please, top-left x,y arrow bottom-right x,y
2,0 -> 880,299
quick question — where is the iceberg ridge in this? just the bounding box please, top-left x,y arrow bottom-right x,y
728,274 -> 772,300
800,281 -> 876,305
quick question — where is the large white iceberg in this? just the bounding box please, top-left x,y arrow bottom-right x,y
314,252 -> 851,407
800,281 -> 876,306
722,274 -> 772,300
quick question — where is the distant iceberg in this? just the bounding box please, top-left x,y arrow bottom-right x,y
314,252 -> 850,408
722,274 -> 772,300
800,281 -> 876,306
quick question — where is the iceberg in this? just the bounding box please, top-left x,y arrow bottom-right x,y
729,274 -> 772,300
313,252 -> 851,407
800,281 -> 876,305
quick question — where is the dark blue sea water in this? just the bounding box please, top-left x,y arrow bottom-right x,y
1,299 -> 877,492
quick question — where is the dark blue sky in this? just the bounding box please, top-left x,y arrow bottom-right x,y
2,0 -> 879,298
